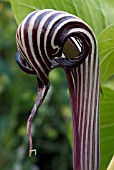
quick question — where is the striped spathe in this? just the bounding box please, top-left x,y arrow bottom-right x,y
15,9 -> 99,170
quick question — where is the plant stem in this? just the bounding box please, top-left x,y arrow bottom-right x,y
64,62 -> 99,170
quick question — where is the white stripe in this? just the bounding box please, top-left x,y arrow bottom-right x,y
20,11 -> 40,75
44,12 -> 80,60
95,55 -> 99,170
17,38 -> 32,65
71,71 -> 76,100
37,10 -> 58,65
95,85 -> 99,170
80,58 -> 88,170
70,70 -> 77,169
84,46 -> 94,170
70,37 -> 82,52
77,38 -> 83,48
16,28 -> 34,70
28,12 -> 48,78
85,63 -> 93,170
78,64 -> 83,131
20,10 -> 53,80
76,68 -> 79,113
89,48 -> 98,170
17,50 -> 33,71
51,18 -> 80,52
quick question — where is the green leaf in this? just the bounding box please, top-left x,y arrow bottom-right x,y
100,86 -> 114,170
9,0 -> 114,37
98,24 -> 114,85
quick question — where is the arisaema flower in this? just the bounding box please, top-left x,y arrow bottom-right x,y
15,9 -> 99,170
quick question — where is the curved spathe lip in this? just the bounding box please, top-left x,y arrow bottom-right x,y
15,51 -> 36,75
51,34 -> 90,69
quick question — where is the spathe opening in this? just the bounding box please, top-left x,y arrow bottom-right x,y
62,36 -> 83,59
51,36 -> 84,69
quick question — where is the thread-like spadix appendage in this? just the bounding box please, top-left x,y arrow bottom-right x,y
15,9 -> 99,170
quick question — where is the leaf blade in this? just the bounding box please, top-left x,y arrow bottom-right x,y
98,25 -> 114,85
9,0 -> 112,37
100,87 -> 114,170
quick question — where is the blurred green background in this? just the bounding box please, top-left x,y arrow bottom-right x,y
0,2 -> 73,170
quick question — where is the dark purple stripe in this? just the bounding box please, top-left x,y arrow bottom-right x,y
40,12 -> 70,60
23,12 -> 49,84
46,16 -> 76,58
87,47 -> 97,169
32,11 -> 53,72
65,68 -> 81,169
